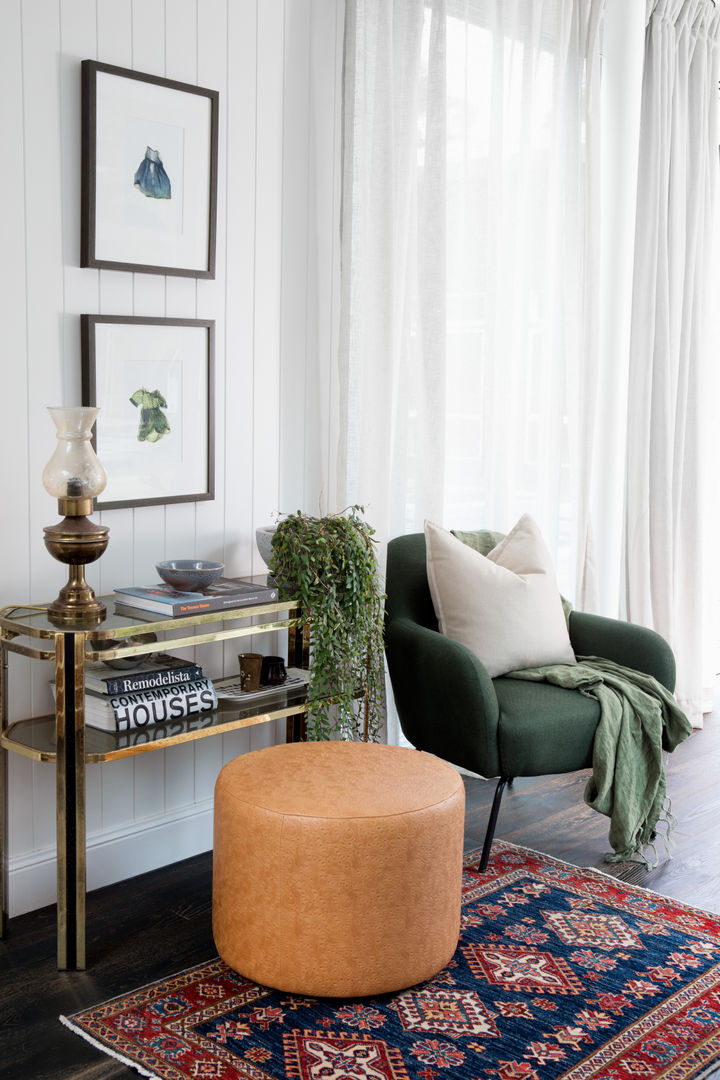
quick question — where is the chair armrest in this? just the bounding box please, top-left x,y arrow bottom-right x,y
568,610 -> 676,691
385,617 -> 501,778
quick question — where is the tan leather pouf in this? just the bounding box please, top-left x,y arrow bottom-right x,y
212,740 -> 465,998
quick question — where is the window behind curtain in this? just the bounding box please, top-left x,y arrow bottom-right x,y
403,1 -> 598,594
339,0 -> 601,600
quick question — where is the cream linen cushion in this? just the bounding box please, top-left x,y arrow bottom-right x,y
424,515 -> 576,678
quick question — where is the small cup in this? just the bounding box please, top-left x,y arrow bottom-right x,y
260,655 -> 287,686
238,653 -> 263,693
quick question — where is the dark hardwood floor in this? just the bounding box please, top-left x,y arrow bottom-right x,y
1,713 -> 719,1079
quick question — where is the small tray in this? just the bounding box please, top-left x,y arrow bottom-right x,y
213,667 -> 309,704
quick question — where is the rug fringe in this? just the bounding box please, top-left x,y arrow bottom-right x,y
469,839 -> 720,923
59,1014 -> 161,1080
694,1061 -> 720,1080
587,854 -> 720,913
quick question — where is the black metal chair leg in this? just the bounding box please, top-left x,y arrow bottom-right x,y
477,776 -> 510,872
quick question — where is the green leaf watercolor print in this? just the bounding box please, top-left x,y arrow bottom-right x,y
130,388 -> 171,443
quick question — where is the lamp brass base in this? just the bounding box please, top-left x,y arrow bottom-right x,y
46,575 -> 106,625
44,514 -> 109,626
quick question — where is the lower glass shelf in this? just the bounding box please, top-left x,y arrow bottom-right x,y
1,683 -> 309,763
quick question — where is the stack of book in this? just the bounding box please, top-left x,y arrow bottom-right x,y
79,654 -> 218,732
113,575 -> 279,618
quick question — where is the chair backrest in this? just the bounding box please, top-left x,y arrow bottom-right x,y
385,533 -> 437,633
384,530 -> 503,783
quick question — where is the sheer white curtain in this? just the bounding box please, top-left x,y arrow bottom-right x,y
622,0 -> 720,725
337,0 -> 720,735
338,0 -> 604,598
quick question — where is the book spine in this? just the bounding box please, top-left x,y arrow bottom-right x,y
113,588 -> 278,615
108,678 -> 217,732
172,590 -> 279,615
103,665 -> 203,695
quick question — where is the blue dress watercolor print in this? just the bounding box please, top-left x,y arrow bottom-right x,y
134,146 -> 172,200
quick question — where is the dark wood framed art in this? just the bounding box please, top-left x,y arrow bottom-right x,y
81,315 -> 215,510
81,60 -> 219,278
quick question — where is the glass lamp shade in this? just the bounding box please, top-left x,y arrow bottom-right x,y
42,406 -> 107,501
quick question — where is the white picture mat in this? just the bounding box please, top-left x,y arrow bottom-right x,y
94,71 -> 211,271
93,322 -> 209,505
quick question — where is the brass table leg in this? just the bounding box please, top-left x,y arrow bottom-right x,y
286,617 -> 309,743
55,632 -> 86,969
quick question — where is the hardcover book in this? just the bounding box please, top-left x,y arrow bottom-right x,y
113,575 -> 279,616
84,653 -> 203,696
84,677 -> 217,732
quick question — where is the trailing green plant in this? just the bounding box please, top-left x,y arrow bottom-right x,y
269,506 -> 386,742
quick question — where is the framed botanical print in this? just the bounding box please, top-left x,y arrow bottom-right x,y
81,315 -> 215,510
81,60 -> 219,277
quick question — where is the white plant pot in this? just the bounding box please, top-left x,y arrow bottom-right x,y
255,526 -> 276,569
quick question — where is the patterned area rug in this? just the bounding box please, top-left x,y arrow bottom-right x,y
61,841 -> 720,1080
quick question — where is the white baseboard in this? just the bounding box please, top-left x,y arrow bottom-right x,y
7,800 -> 215,918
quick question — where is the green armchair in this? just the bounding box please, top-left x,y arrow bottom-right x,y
384,531 -> 676,870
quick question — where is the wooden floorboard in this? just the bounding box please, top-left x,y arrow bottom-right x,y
1,715 -> 719,1078
462,717 -> 720,914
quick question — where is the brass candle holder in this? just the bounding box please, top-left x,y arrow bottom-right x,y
42,407 -> 110,625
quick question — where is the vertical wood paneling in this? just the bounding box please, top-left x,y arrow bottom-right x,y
22,0 -> 69,859
279,2 -> 311,515
24,0 -> 65,613
130,503 -> 170,822
193,0 -> 227,800
220,0 -> 258,691
96,0 -> 132,67
1,0 -> 34,859
165,277 -> 197,319
59,0 -> 98,393
236,0 -> 282,660
133,273 -> 166,317
90,0 -> 139,850
164,0 -> 198,84
1,0 -> 344,916
131,0 -> 165,76
252,0 -> 284,551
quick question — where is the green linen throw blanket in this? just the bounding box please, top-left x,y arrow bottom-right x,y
451,528 -> 692,861
507,658 -> 692,862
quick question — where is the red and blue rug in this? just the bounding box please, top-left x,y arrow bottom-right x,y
61,841 -> 720,1080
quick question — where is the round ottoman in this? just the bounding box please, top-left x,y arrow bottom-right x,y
212,741 -> 465,997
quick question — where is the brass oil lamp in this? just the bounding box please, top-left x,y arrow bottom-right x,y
42,406 -> 109,625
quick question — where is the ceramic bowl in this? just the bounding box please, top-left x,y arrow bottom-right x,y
156,559 -> 224,591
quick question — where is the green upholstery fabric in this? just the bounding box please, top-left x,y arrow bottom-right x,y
569,610 -> 675,690
384,531 -> 676,785
493,677 -> 599,776
385,616 -> 502,778
385,531 -> 500,777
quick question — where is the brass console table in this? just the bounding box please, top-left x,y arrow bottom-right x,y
0,594 -> 308,969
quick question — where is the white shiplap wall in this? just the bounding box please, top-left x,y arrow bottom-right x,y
0,0 -> 343,916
